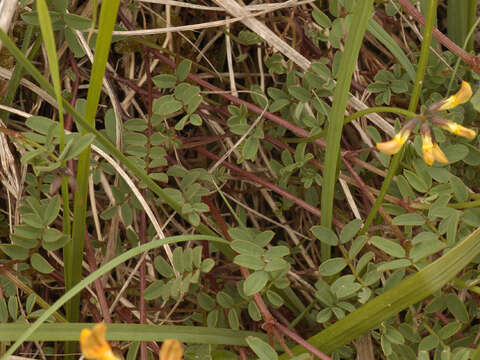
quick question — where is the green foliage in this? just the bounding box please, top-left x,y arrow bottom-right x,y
143,245 -> 211,301
3,0 -> 480,359
246,336 -> 278,360
367,68 -> 409,105
4,195 -> 69,263
21,5 -> 93,59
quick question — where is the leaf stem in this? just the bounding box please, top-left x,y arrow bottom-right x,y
360,0 -> 438,236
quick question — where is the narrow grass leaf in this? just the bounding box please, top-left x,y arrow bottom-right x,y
67,0 -> 120,322
0,323 -> 266,345
320,0 -> 374,258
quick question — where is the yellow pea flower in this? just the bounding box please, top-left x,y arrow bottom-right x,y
431,117 -> 477,140
432,143 -> 449,164
80,323 -> 119,360
421,133 -> 435,166
429,81 -> 472,112
159,339 -> 183,360
421,125 -> 449,166
376,132 -> 408,155
376,117 -> 419,155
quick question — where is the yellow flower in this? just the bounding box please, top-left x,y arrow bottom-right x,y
436,81 -> 472,111
421,134 -> 435,166
160,339 -> 183,360
376,131 -> 410,155
438,120 -> 476,140
432,143 -> 449,164
421,134 -> 448,166
80,323 -> 119,360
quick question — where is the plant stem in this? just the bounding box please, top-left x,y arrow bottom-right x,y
298,107 -> 418,144
360,0 -> 438,236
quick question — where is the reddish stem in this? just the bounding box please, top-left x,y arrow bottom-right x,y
274,322 -> 332,360
397,0 -> 480,75
149,49 -> 328,149
204,197 -> 276,323
84,231 -> 112,323
194,146 -> 343,229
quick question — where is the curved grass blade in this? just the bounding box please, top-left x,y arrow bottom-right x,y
281,225 -> 480,357
1,235 -> 228,359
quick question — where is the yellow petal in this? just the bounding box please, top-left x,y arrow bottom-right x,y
432,143 -> 449,164
438,81 -> 472,111
160,339 -> 183,360
432,117 -> 477,140
446,122 -> 476,139
423,147 -> 434,166
421,135 -> 435,166
80,324 -> 118,360
376,132 -> 408,155
455,125 -> 477,139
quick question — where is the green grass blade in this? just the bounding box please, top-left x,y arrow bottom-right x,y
281,225 -> 480,357
0,25 -> 37,120
467,0 -> 477,52
473,343 -> 480,360
447,0 -> 470,49
36,0 -> 73,322
67,0 -> 120,322
36,0 -> 64,145
1,235 -> 228,359
446,15 -> 480,95
320,0 -> 374,258
367,19 -> 416,82
0,323 -> 266,345
328,0 -> 340,17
